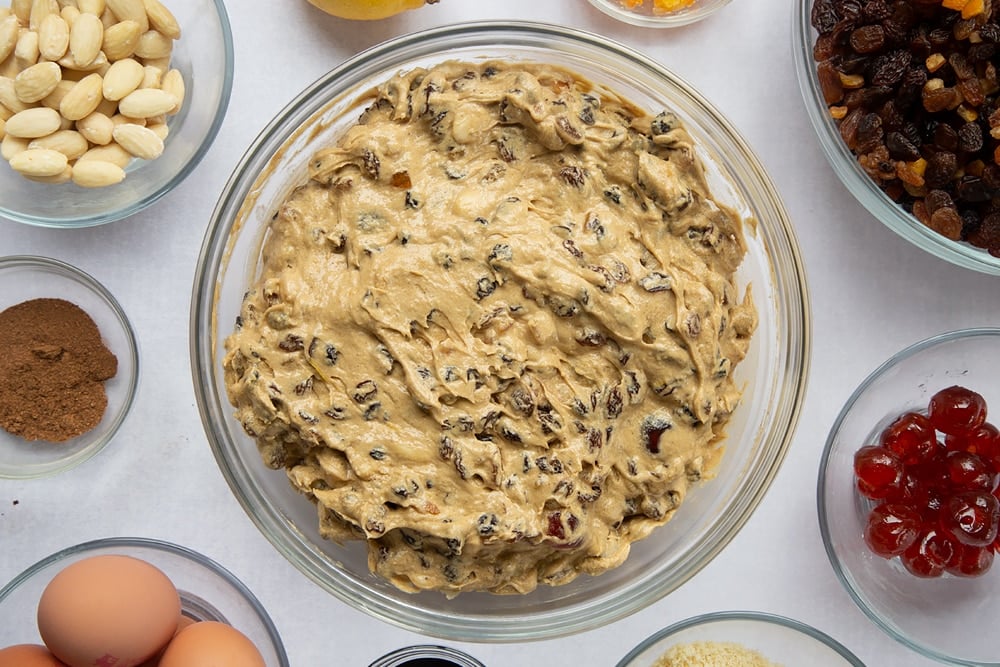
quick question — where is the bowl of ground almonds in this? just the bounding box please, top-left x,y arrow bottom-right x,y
192,21 -> 810,641
616,611 -> 866,666
796,0 -> 1000,275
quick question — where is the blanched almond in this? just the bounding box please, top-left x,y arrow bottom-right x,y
146,120 -> 166,140
15,29 -> 40,70
9,147 -> 68,176
5,106 -> 61,137
112,121 -> 160,158
69,11 -> 103,67
40,78 -> 74,109
29,128 -> 88,159
142,0 -> 178,39
117,85 -> 172,117
38,13 -> 70,60
28,0 -> 57,31
76,109 -> 113,144
138,62 -> 160,88
101,18 -> 140,60
14,61 -> 61,103
0,76 -> 31,113
77,140 -> 129,167
0,15 -> 19,64
101,56 -> 141,100
133,29 -> 169,59
59,71 -> 102,120
24,163 -> 71,183
11,0 -> 32,23
60,5 -> 80,26
1,132 -> 28,159
78,0 -> 107,16
72,158 -> 124,186
0,116 -> 5,140
105,0 -> 147,32
159,66 -> 182,114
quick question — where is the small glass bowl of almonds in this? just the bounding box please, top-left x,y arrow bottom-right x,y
0,0 -> 233,228
587,0 -> 733,28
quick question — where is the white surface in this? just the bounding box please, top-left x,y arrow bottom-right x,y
2,1 -> 999,665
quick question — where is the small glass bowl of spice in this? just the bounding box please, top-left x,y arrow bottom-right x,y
795,0 -> 1000,275
616,611 -> 865,667
587,0 -> 733,28
0,255 -> 138,479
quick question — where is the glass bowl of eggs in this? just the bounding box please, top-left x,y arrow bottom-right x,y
0,536 -> 288,667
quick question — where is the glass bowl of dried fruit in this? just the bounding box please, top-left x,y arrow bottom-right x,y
0,255 -> 139,479
192,21 -> 810,641
616,611 -> 865,666
794,0 -> 1000,275
0,0 -> 232,228
819,327 -> 1000,666
587,0 -> 732,27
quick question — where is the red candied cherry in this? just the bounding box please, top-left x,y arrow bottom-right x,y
879,411 -> 939,465
864,503 -> 923,557
945,422 -> 1000,458
901,527 -> 957,578
928,385 -> 988,436
946,543 -> 995,577
854,446 -> 905,500
944,450 -> 998,492
939,490 -> 1000,547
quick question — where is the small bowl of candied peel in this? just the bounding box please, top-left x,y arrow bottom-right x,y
794,0 -> 1000,275
587,0 -> 733,28
819,327 -> 1000,666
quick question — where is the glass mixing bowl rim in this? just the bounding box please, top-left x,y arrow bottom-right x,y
817,327 -> 1000,667
791,0 -> 1000,276
192,19 -> 810,642
614,609 -> 866,666
0,0 -> 235,229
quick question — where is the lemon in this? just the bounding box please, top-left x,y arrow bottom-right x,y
305,0 -> 436,20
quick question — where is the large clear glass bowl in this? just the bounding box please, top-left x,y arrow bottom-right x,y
0,537 -> 289,666
0,0 -> 233,228
616,611 -> 865,666
192,21 -> 810,642
793,0 -> 1000,276
819,328 -> 1000,666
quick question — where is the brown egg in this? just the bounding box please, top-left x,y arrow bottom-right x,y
158,621 -> 266,667
136,614 -> 197,667
37,555 -> 181,667
0,644 -> 68,666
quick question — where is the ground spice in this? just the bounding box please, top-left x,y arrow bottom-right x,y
0,298 -> 118,442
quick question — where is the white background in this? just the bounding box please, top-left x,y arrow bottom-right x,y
3,0 -> 1000,665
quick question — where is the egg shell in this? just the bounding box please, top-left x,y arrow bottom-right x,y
136,614 -> 197,667
0,644 -> 69,666
37,554 -> 181,667
158,621 -> 267,667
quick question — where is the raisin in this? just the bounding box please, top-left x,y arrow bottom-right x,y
929,207 -> 963,240
932,122 -> 959,151
925,151 -> 958,188
855,112 -> 885,153
851,24 -> 886,53
956,176 -> 992,203
886,131 -> 921,160
818,60 -> 845,104
958,122 -> 983,153
924,189 -> 954,213
812,0 -> 839,32
968,212 -> 1000,255
871,49 -> 911,87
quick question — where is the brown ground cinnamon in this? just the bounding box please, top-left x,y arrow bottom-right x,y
0,298 -> 118,442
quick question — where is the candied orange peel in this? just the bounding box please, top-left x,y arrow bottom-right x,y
941,0 -> 986,19
620,0 -> 697,13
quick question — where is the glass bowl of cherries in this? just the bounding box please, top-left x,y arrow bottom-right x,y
819,328 -> 1000,667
